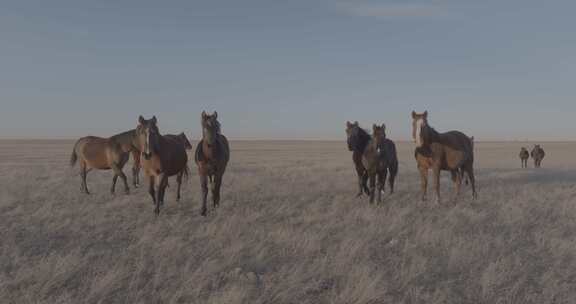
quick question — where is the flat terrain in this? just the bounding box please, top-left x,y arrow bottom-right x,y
1,140 -> 576,303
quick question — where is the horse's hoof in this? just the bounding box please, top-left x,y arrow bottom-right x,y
201,210 -> 207,217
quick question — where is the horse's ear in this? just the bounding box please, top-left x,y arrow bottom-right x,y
372,124 -> 377,131
411,111 -> 416,119
213,111 -> 218,119
151,116 -> 157,124
423,111 -> 428,118
382,123 -> 386,131
346,121 -> 351,128
138,115 -> 145,125
354,121 -> 358,126
202,111 -> 207,119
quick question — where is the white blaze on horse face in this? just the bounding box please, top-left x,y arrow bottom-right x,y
145,129 -> 151,155
415,118 -> 424,147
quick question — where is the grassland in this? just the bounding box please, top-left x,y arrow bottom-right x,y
1,140 -> 575,303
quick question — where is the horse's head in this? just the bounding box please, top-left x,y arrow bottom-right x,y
372,123 -> 387,154
201,111 -> 221,145
178,132 -> 193,150
136,115 -> 160,160
411,110 -> 428,148
346,121 -> 362,151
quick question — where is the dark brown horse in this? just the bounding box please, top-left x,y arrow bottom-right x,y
195,111 -> 230,216
361,124 -> 398,204
519,147 -> 529,168
136,116 -> 189,215
164,132 -> 193,201
412,111 -> 476,204
345,121 -> 370,197
531,145 -> 545,168
70,130 -> 140,194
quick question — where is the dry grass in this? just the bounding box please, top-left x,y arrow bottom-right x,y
1,140 -> 576,304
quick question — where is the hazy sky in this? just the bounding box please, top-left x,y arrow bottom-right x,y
1,0 -> 575,140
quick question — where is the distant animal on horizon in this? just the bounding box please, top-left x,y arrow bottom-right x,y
136,116 -> 189,215
530,145 -> 545,168
195,111 -> 230,217
69,130 -> 141,195
345,121 -> 370,197
412,110 -> 477,204
361,123 -> 398,204
519,147 -> 529,168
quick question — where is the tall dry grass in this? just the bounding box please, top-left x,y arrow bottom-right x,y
1,140 -> 575,303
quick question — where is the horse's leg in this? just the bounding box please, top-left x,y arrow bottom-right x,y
418,165 -> 428,201
362,171 -> 370,195
154,174 -> 166,215
111,162 -> 130,194
368,172 -> 376,204
148,175 -> 156,206
131,150 -> 140,187
81,162 -> 90,194
388,167 -> 396,194
200,174 -> 209,216
433,165 -> 441,205
355,166 -> 364,197
176,171 -> 183,202
450,170 -> 462,203
378,170 -> 386,204
465,164 -> 477,199
213,173 -> 223,208
158,174 -> 169,208
111,174 -> 118,194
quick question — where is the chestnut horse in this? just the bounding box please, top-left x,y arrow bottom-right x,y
195,111 -> 230,216
412,111 -> 476,204
361,124 -> 398,204
136,116 -> 189,215
345,121 -> 370,197
70,130 -> 139,194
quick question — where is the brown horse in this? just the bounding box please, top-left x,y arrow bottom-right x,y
136,116 -> 189,215
165,132 -> 193,150
530,145 -> 545,168
195,111 -> 230,217
361,124 -> 398,204
164,132 -> 193,201
412,111 -> 476,204
70,133 -> 134,195
519,147 -> 529,168
345,121 -> 370,197
105,129 -> 142,188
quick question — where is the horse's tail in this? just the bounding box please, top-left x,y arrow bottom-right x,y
70,140 -> 80,167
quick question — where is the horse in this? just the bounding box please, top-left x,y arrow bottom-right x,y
345,121 -> 370,197
105,129 -> 142,188
530,145 -> 545,168
165,132 -> 193,151
135,116 -> 189,215
412,111 -> 477,204
195,111 -> 230,216
164,132 -> 193,201
69,131 -> 136,195
361,124 -> 398,204
519,147 -> 530,168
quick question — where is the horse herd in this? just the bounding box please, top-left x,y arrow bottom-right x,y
69,110 -> 547,215
70,111 -> 228,216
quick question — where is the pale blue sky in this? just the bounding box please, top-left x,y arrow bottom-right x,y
1,0 -> 575,140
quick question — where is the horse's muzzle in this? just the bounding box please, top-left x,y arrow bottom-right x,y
144,153 -> 152,160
